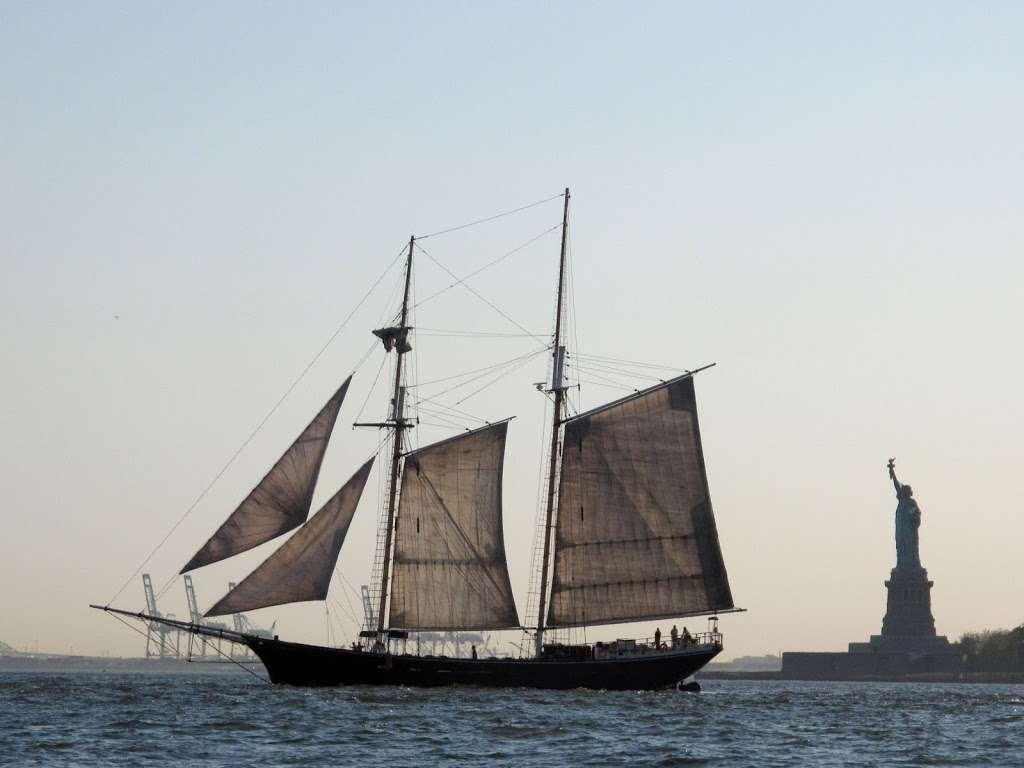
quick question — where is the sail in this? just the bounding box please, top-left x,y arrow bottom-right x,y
546,374 -> 733,627
181,377 -> 352,573
388,421 -> 520,631
205,458 -> 373,617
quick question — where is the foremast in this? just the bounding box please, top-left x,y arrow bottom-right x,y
534,187 -> 570,657
375,236 -> 414,637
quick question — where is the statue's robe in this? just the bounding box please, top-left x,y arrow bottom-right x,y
895,491 -> 922,569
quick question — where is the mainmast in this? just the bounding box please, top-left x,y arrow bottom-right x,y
376,236 -> 414,635
534,187 -> 570,656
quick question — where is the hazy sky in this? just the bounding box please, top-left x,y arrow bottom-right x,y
2,2 -> 1021,659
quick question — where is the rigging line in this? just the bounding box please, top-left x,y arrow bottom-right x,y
329,596 -> 356,639
414,411 -> 466,432
414,242 -> 548,351
336,570 -> 368,632
325,603 -> 333,648
414,406 -> 474,429
351,338 -> 382,376
568,225 -> 582,414
566,360 -> 663,382
577,379 -> 637,392
417,414 -> 478,435
109,611 -> 269,684
416,357 -> 535,404
577,361 -> 663,382
417,420 -> 475,430
416,327 -> 542,336
332,607 -> 347,648
573,352 -> 693,373
412,268 -> 421,451
572,364 -> 640,392
338,569 -> 365,602
571,359 -> 669,382
407,267 -> 421,455
417,330 -> 545,338
453,351 -> 542,407
330,606 -> 350,645
416,193 -> 563,240
109,612 -> 181,660
410,349 -> 543,389
353,352 -> 390,425
412,398 -> 487,425
412,224 -> 562,311
416,416 -> 475,434
417,348 -> 548,405
107,242 -> 408,608
375,259 -> 409,329
329,576 -> 361,629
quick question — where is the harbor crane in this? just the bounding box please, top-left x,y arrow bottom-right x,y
183,575 -> 232,657
141,574 -> 181,658
226,581 -> 276,659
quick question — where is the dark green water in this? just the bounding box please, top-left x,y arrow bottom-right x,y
2,673 -> 1022,766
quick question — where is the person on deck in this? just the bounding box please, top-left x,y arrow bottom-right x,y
682,627 -> 692,646
471,645 -> 478,660
654,627 -> 662,650
670,625 -> 679,649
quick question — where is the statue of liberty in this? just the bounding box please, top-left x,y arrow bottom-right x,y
887,458 -> 921,569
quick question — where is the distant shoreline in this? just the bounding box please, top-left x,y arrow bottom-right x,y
0,654 -> 257,675
698,670 -> 1024,684
4,655 -> 1021,684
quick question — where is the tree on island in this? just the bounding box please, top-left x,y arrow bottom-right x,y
958,626 -> 1024,673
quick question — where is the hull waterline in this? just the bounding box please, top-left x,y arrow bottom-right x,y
246,637 -> 721,690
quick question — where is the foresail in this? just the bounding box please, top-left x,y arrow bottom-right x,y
388,421 -> 520,631
181,377 -> 352,573
546,374 -> 733,627
205,458 -> 373,617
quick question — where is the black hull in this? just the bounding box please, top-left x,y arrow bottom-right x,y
246,637 -> 721,690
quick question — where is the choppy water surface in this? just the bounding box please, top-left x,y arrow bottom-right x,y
2,673 -> 1023,766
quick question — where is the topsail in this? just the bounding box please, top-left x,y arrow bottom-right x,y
388,421 -> 520,631
181,377 -> 352,573
546,374 -> 733,627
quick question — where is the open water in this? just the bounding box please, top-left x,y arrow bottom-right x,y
1,672 -> 1023,767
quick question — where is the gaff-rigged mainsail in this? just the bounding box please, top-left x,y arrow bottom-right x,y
204,458 -> 374,617
388,421 -> 520,631
546,374 -> 733,627
181,377 -> 352,573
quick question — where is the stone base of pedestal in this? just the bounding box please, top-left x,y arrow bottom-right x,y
782,648 -> 961,679
848,635 -> 953,654
842,565 -> 955,655
879,566 -> 939,639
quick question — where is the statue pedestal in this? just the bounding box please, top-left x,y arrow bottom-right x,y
882,566 -> 937,638
847,566 -> 952,653
783,469 -> 960,679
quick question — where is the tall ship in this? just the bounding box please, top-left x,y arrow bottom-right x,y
94,189 -> 740,689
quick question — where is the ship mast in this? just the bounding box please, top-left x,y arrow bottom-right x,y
376,236 -> 414,635
534,187 -> 570,657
